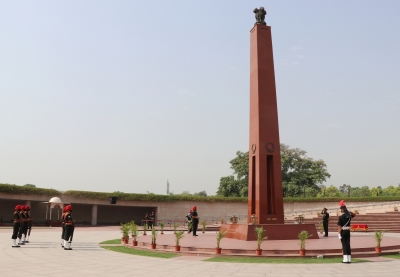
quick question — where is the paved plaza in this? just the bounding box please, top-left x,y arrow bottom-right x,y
1,227 -> 400,277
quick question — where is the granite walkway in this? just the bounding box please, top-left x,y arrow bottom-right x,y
1,226 -> 400,277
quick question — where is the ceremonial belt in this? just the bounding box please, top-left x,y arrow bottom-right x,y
65,222 -> 73,225
14,220 -> 21,222
342,226 -> 350,230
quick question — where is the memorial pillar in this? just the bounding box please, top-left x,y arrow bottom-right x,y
248,24 -> 284,224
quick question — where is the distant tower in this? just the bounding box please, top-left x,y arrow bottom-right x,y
167,180 -> 170,195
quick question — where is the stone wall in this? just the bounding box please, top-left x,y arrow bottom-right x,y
1,192 -> 399,226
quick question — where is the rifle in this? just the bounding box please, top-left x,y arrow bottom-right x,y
69,221 -> 75,243
28,219 -> 32,236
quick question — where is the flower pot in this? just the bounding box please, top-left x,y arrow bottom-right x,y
202,231 -> 205,233
375,247 -> 381,253
174,245 -> 181,251
299,249 -> 306,256
151,244 -> 156,249
143,233 -> 147,236
256,249 -> 262,256
132,241 -> 138,246
215,248 -> 221,254
161,232 -> 164,235
319,232 -> 323,234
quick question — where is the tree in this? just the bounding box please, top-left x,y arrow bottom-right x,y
370,186 -> 383,196
216,151 -> 249,197
350,186 -> 371,197
217,145 -> 331,198
339,184 -> 351,197
317,185 -> 342,197
381,185 -> 400,196
24,184 -> 36,188
217,176 -> 242,197
193,190 -> 207,197
281,144 -> 331,197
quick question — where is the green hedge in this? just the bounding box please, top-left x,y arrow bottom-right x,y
284,196 -> 400,203
63,190 -> 247,203
0,183 -> 61,196
63,191 -> 400,203
2,183 -> 400,203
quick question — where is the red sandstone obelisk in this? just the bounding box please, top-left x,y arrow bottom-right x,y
219,10 -> 318,240
247,24 -> 284,224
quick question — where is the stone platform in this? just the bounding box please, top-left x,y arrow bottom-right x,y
219,223 -> 318,240
133,231 -> 400,258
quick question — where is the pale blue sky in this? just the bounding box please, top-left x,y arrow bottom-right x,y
1,1 -> 399,195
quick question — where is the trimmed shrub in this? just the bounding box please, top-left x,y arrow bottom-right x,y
63,190 -> 247,203
0,183 -> 60,196
3,183 -> 400,203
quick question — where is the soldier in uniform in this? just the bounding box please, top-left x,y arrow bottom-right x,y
321,207 -> 329,237
191,206 -> 199,236
149,211 -> 155,229
12,205 -> 22,248
337,201 -> 355,263
61,206 -> 67,247
24,205 -> 32,242
22,205 -> 31,242
63,205 -> 74,250
17,205 -> 27,245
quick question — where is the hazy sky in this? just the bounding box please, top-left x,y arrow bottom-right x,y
1,1 -> 399,195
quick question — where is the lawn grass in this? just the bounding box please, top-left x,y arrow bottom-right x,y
99,239 -> 122,244
204,256 -> 369,264
382,254 -> 400,259
101,246 -> 179,259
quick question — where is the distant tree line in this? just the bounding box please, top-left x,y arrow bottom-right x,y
318,184 -> 400,197
216,144 -> 399,198
168,190 -> 208,197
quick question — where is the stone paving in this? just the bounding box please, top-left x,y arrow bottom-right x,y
1,226 -> 400,277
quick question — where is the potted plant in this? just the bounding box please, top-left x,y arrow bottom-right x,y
151,225 -> 158,249
394,206 -> 398,212
318,222 -> 324,234
143,223 -> 148,236
131,222 -> 140,246
201,219 -> 206,233
120,223 -> 130,244
173,222 -> 179,234
374,230 -> 385,253
215,231 -> 227,254
298,230 -> 312,256
129,221 -> 136,238
174,230 -> 184,251
316,212 -> 321,218
255,226 -> 267,255
220,218 -> 224,224
159,222 -> 165,234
